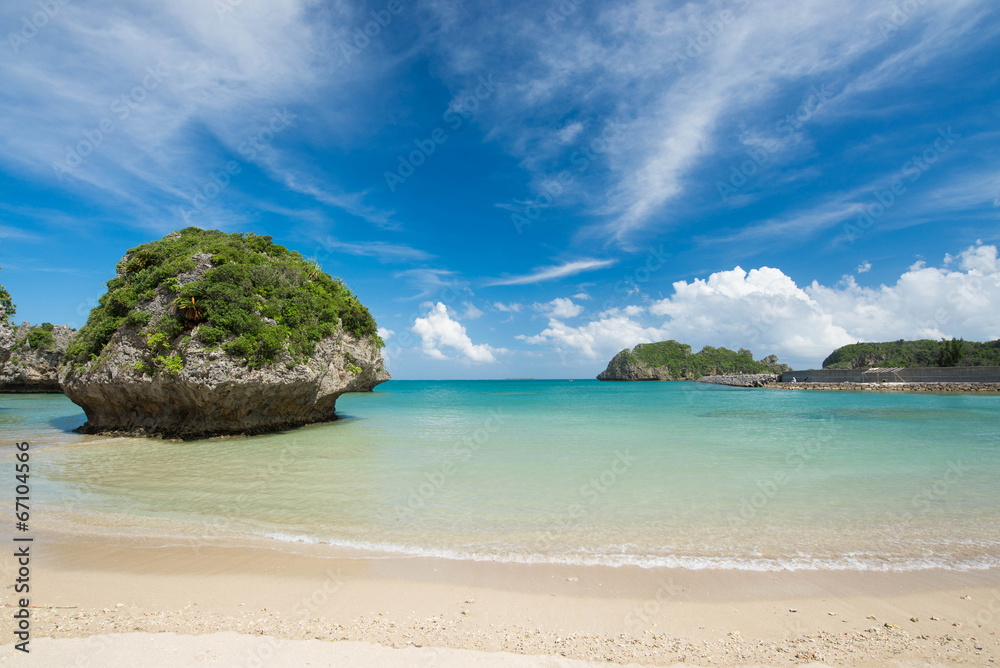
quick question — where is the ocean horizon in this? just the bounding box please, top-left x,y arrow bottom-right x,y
6,380 -> 1000,572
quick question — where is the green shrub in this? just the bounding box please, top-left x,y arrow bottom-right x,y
156,354 -> 184,375
347,363 -> 362,375
196,325 -> 226,346
25,328 -> 55,351
222,336 -> 254,359
125,310 -> 152,328
68,228 -> 381,367
0,278 -> 15,322
146,331 -> 170,354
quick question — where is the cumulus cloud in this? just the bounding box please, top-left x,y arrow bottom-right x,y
377,327 -> 394,340
856,261 -> 872,274
519,244 -> 1000,368
534,297 -> 583,319
517,317 -> 666,360
411,302 -> 503,363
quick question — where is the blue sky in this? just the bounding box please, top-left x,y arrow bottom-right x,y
1,0 -> 998,379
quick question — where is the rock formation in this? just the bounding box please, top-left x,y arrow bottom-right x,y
597,348 -> 680,381
60,228 -> 390,438
0,320 -> 76,392
597,340 -> 789,381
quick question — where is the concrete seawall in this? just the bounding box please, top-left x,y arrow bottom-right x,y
780,366 -> 1000,384
769,382 -> 999,393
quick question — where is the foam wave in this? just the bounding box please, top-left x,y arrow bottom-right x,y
257,531 -> 1000,572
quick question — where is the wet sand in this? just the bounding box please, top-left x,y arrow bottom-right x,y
2,526 -> 998,666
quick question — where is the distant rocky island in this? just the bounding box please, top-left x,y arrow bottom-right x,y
597,340 -> 790,381
1,228 -> 389,438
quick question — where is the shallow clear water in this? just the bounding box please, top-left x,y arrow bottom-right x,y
4,380 -> 1000,570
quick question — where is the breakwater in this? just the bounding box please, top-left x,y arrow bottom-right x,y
695,374 -> 779,387
769,382 -> 999,392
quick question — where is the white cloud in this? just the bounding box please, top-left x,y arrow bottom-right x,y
856,261 -> 872,274
377,327 -> 394,341
572,291 -> 592,301
460,302 -> 484,319
806,244 -> 1000,343
945,241 -> 997,273
493,301 -> 522,313
519,244 -> 1000,368
557,121 -> 584,144
485,259 -> 616,286
518,316 -> 666,360
534,297 -> 583,319
411,302 -> 503,363
647,266 -> 855,364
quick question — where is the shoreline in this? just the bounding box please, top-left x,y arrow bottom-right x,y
766,381 -> 1000,392
4,526 -> 998,665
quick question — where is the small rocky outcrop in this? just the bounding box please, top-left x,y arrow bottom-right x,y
597,348 -> 682,381
60,228 -> 390,439
60,329 -> 388,438
0,310 -> 76,393
597,340 -> 789,381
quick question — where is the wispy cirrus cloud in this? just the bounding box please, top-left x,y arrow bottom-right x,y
421,0 -> 994,246
316,236 -> 434,263
484,259 -> 616,286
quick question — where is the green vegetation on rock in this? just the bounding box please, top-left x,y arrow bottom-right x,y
23,323 -> 56,351
822,339 -> 1000,369
0,275 -> 14,323
67,228 -> 381,369
601,340 -> 790,380
633,341 -> 789,376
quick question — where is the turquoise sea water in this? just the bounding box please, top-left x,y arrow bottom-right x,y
3,380 -> 1000,570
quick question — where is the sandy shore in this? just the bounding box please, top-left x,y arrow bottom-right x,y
1,526 -> 998,666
